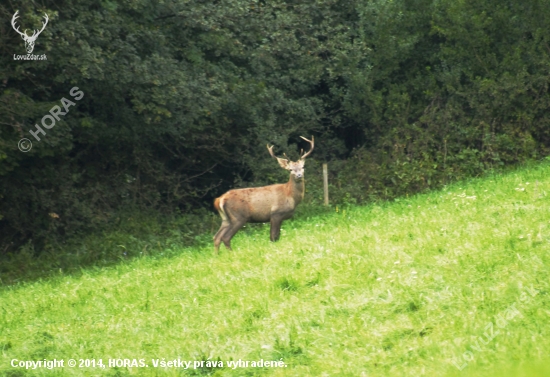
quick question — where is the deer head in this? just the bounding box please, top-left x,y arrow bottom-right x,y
267,136 -> 314,181
11,11 -> 49,54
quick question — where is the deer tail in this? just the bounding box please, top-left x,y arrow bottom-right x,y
214,196 -> 228,221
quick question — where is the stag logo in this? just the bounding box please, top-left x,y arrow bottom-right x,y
11,11 -> 49,54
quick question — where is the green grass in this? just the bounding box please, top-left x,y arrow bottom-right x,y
1,162 -> 550,376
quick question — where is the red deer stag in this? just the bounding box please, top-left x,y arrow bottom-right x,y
213,136 -> 314,253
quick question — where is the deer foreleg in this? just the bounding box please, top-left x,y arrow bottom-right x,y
270,217 -> 284,242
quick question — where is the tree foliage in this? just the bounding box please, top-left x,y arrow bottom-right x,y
1,0 -> 549,252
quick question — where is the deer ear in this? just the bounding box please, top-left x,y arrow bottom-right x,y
276,158 -> 289,169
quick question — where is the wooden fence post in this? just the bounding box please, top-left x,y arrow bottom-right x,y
323,163 -> 329,206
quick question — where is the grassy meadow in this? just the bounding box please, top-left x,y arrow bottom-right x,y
1,162 -> 550,376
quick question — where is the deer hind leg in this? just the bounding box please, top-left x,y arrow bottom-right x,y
214,220 -> 231,254
220,219 -> 246,250
270,216 -> 284,242
214,197 -> 232,254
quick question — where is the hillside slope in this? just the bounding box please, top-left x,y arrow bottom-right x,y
1,163 -> 550,376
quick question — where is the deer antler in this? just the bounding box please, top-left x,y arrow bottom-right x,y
11,11 -> 48,40
299,136 -> 314,159
11,11 -> 26,38
266,144 -> 278,159
267,144 -> 288,159
267,144 -> 289,169
32,13 -> 49,39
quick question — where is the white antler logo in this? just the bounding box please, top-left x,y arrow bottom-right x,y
11,11 -> 49,54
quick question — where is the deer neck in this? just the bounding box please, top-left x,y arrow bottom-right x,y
287,174 -> 305,203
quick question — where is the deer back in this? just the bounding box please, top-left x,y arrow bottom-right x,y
221,183 -> 301,223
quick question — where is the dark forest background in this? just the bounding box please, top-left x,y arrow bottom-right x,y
1,0 -> 550,258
